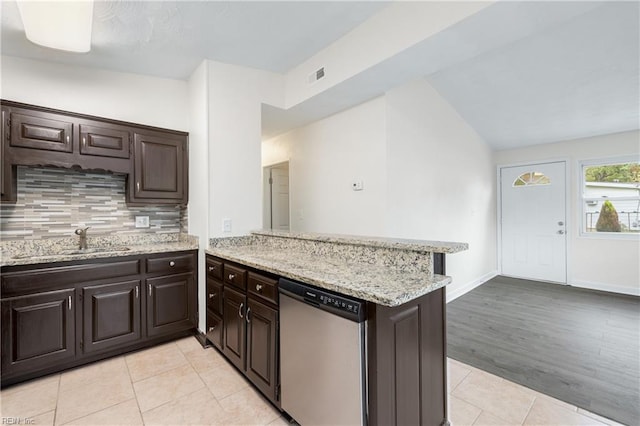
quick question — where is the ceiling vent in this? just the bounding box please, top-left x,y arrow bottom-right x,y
308,67 -> 325,84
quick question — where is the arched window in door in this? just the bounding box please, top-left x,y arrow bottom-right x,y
513,171 -> 551,187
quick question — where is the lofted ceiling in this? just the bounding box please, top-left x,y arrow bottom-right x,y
1,1 -> 638,150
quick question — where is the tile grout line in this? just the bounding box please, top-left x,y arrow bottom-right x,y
124,355 -> 146,425
52,375 -> 62,426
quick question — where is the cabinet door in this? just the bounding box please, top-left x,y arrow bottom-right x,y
10,110 -> 73,152
79,122 -> 130,159
82,280 -> 141,353
223,287 -> 246,371
146,273 -> 196,337
1,289 -> 75,376
131,132 -> 186,203
246,298 -> 279,403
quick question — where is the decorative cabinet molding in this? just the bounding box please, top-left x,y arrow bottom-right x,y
0,100 -> 188,205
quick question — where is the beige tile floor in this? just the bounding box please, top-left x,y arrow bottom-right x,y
0,336 -> 624,426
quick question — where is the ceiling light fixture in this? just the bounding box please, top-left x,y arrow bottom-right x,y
16,0 -> 94,53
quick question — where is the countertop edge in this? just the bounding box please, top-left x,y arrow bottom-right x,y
250,229 -> 468,254
205,247 -> 452,307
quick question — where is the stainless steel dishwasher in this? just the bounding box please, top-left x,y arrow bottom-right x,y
279,278 -> 367,426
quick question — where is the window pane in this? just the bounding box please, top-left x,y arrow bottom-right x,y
582,160 -> 640,234
512,171 -> 551,187
584,200 -> 640,233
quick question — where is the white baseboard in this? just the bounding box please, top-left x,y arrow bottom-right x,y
446,270 -> 498,303
570,279 -> 639,297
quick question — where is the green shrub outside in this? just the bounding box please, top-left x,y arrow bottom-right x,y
596,200 -> 621,232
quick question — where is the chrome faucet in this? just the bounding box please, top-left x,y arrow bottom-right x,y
74,227 -> 90,250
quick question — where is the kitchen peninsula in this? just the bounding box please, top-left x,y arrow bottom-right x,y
206,230 -> 468,426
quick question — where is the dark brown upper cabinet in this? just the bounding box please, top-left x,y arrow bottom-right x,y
10,109 -> 74,153
128,130 -> 188,205
79,121 -> 130,159
0,100 -> 188,205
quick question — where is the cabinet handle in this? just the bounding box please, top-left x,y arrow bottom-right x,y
66,135 -> 70,143
148,283 -> 152,296
208,326 -> 215,332
209,293 -> 216,299
228,273 -> 235,281
169,261 -> 175,267
255,284 -> 263,292
68,295 -> 72,310
136,181 -> 140,192
238,302 -> 244,319
208,266 -> 215,272
82,137 -> 86,147
246,307 -> 251,323
135,286 -> 139,299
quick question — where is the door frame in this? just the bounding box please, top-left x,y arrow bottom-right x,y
496,158 -> 571,284
262,160 -> 290,230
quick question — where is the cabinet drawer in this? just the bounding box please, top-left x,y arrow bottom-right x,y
248,272 -> 278,305
1,260 -> 141,298
206,278 -> 223,315
146,253 -> 194,275
224,264 -> 247,290
206,310 -> 223,350
206,258 -> 223,280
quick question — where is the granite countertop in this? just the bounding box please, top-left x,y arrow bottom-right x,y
1,234 -> 199,267
252,229 -> 468,254
207,231 -> 466,306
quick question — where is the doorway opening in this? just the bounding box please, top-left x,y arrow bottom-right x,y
263,161 -> 290,231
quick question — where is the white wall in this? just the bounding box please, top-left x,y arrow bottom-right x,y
208,61 -> 284,237
187,61 -> 210,332
263,80 -> 497,298
1,56 -> 189,131
495,131 -> 640,296
263,97 -> 387,235
385,79 -> 497,299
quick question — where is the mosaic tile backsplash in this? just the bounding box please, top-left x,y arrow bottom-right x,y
0,166 -> 187,240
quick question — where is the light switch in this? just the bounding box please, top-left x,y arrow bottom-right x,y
223,218 -> 232,233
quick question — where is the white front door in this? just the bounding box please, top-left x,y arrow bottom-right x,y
500,161 -> 567,283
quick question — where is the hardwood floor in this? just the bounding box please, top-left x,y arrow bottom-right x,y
447,276 -> 640,426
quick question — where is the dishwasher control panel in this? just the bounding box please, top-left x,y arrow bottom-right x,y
280,278 -> 366,322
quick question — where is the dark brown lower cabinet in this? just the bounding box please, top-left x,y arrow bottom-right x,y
82,280 -> 141,353
206,310 -> 223,350
1,250 -> 198,387
222,287 -> 246,370
146,273 -> 196,337
246,298 -> 278,401
367,287 -> 447,426
207,255 -> 281,406
1,289 -> 76,377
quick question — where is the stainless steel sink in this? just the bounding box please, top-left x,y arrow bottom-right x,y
11,247 -> 131,260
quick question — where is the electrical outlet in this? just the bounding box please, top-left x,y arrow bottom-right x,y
352,180 -> 364,191
223,218 -> 232,233
135,216 -> 150,228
